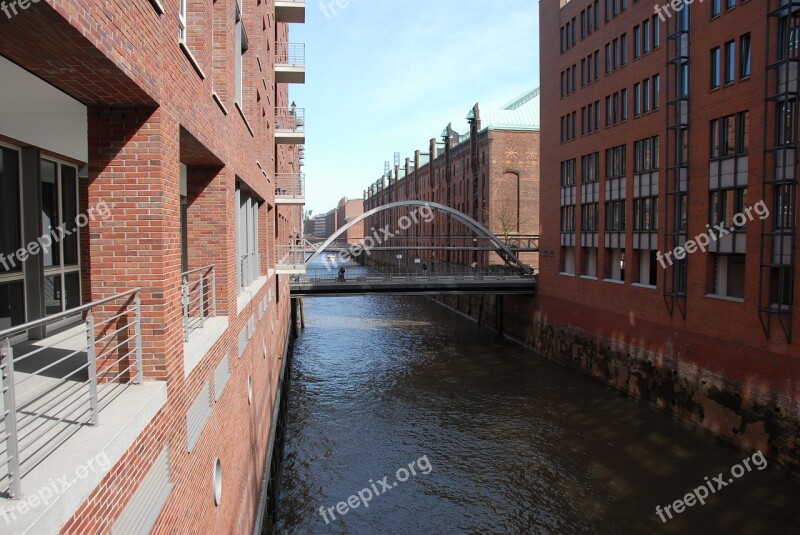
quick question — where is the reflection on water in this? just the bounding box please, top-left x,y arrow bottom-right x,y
275,272 -> 799,534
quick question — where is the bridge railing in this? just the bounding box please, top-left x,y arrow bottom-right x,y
295,266 -> 535,285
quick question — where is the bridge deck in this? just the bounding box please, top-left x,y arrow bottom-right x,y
289,273 -> 537,297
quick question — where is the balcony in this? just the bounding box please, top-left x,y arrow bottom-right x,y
275,43 -> 305,84
275,245 -> 307,275
276,0 -> 306,23
275,106 -> 305,144
0,290 -> 166,533
275,173 -> 306,204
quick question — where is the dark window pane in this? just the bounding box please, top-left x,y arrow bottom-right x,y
0,148 -> 21,273
62,165 -> 79,266
41,160 -> 60,267
65,271 -> 81,310
45,274 -> 62,316
0,281 -> 25,330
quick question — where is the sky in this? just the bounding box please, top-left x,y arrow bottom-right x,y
289,0 -> 541,216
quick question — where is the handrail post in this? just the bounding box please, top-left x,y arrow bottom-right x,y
1,337 -> 21,498
134,294 -> 143,384
86,311 -> 100,426
211,266 -> 217,318
182,275 -> 190,342
199,275 -> 206,329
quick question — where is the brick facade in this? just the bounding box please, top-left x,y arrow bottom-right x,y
0,0 -> 301,531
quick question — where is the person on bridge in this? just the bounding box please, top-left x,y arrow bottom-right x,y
422,262 -> 428,277
338,266 -> 346,282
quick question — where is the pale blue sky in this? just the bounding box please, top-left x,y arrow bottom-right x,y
289,0 -> 540,215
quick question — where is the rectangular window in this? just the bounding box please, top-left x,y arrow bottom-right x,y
642,78 -> 650,113
606,96 -> 612,127
740,33 -> 751,78
711,46 -> 721,88
606,200 -> 626,231
594,50 -> 600,80
582,203 -> 600,232
712,0 -> 721,17
653,74 -> 660,110
642,19 -> 650,54
634,25 -> 641,58
606,144 -> 626,178
726,0 -> 736,9
179,0 -> 187,43
652,15 -> 660,48
634,82 -> 641,116
582,152 -> 600,182
235,2 -> 249,108
561,206 -> 576,232
236,183 -> 261,292
561,159 -> 576,186
634,197 -> 658,230
605,43 -> 611,74
712,254 -> 745,299
621,33 -> 628,66
725,40 -> 736,84
621,88 -> 628,120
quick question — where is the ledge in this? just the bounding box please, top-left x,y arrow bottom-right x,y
0,382 -> 168,535
602,278 -> 625,285
179,42 -> 206,80
184,316 -> 229,378
237,276 -> 267,315
212,92 -> 228,115
579,275 -> 598,281
235,102 -> 255,137
558,272 -> 576,277
631,283 -> 657,290
705,293 -> 744,304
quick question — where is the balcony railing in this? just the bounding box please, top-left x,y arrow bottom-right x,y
275,245 -> 307,274
182,266 -> 217,342
276,42 -> 305,67
0,289 -> 143,497
275,173 -> 306,201
275,106 -> 305,133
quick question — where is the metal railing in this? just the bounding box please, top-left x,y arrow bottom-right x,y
275,173 -> 306,199
275,246 -> 307,271
182,266 -> 217,342
275,42 -> 305,67
0,289 -> 143,497
293,267 -> 535,285
275,106 -> 305,133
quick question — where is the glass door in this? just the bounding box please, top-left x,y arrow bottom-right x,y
41,159 -> 81,317
0,145 -> 25,332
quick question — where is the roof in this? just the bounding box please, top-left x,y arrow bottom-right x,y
479,87 -> 540,131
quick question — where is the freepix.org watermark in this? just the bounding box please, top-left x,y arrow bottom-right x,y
656,200 -> 768,269
318,455 -> 433,525
655,450 -> 767,523
654,0 -> 704,23
0,200 -> 111,271
0,0 -> 41,20
1,452 -> 112,524
319,0 -> 358,19
324,205 -> 435,272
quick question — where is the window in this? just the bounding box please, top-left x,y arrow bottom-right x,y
653,74 -> 660,110
725,40 -> 735,84
775,184 -> 796,229
235,1 -> 249,108
605,43 -> 611,73
582,152 -> 600,182
236,183 -> 261,291
561,206 -> 576,231
710,112 -> 748,158
711,47 -> 721,88
621,88 -> 628,120
726,0 -> 736,9
621,33 -> 628,65
634,197 -> 658,231
561,159 -> 576,186
711,255 -> 745,299
634,82 -> 641,116
652,15 -> 660,48
606,96 -> 612,127
634,25 -> 641,58
710,188 -> 748,230
642,19 -> 651,54
606,200 -> 626,231
594,50 -> 600,80
634,136 -> 659,172
179,0 -> 187,43
642,78 -> 650,113
606,144 -> 626,178
712,0 -> 721,17
0,147 -> 24,330
740,33 -> 751,78
777,100 -> 796,145
582,203 -> 600,232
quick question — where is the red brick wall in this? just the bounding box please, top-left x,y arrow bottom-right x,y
0,0 -> 298,532
539,0 -> 800,402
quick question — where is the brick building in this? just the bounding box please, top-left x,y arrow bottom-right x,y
335,197 -> 365,244
540,0 -> 799,460
363,90 -> 541,271
0,0 -> 305,532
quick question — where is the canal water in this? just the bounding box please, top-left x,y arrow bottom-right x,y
274,261 -> 799,534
